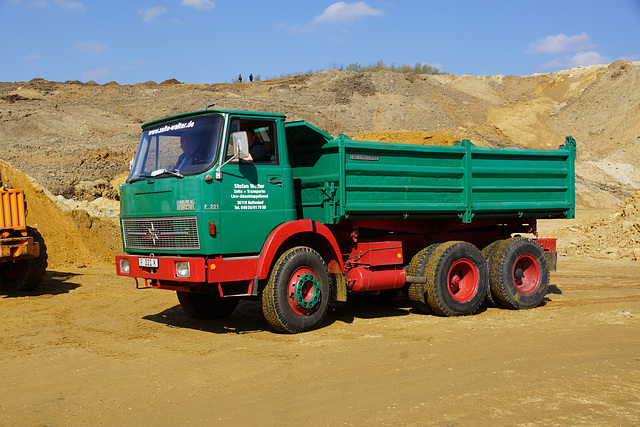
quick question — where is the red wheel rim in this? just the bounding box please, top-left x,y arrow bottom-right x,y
287,266 -> 321,316
447,259 -> 478,302
513,254 -> 540,294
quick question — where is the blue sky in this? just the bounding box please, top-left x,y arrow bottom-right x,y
1,0 -> 639,84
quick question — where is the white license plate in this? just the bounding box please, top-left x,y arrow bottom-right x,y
138,257 -> 159,268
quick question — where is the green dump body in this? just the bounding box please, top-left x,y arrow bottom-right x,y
286,122 -> 576,225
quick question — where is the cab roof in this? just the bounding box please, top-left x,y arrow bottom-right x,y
142,109 -> 287,130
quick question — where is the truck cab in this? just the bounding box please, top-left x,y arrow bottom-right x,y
122,110 -> 296,255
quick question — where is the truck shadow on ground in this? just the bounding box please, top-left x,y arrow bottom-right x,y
142,293 -> 471,334
143,300 -> 273,334
0,270 -> 81,297
141,286 -> 564,334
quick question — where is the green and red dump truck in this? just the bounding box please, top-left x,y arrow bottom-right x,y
116,109 -> 575,333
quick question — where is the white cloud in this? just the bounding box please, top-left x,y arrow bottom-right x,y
528,32 -> 594,55
54,0 -> 85,11
18,0 -> 84,9
77,41 -> 108,54
540,51 -> 612,70
539,57 -> 565,69
423,62 -> 443,70
138,6 -> 168,23
82,67 -> 110,82
620,54 -> 640,62
23,53 -> 40,62
312,1 -> 383,25
569,51 -> 611,67
181,0 -> 214,11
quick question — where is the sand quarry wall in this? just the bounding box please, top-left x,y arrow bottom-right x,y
1,61 -> 639,266
560,190 -> 640,261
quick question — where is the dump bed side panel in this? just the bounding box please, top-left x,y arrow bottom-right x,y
342,141 -> 468,217
471,142 -> 575,219
290,133 -> 575,225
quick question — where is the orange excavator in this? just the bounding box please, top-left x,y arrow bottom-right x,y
0,179 -> 47,291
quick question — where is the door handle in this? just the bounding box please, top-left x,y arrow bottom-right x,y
268,178 -> 282,186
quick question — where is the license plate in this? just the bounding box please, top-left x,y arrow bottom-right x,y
138,257 -> 159,268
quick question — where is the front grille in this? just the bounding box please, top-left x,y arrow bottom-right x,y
122,217 -> 200,250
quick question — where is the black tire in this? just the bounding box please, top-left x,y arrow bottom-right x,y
488,237 -> 550,309
424,241 -> 488,316
481,240 -> 503,306
0,230 -> 48,292
177,291 -> 239,319
406,243 -> 442,314
261,246 -> 330,333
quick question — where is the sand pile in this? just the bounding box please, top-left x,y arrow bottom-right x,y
0,160 -> 118,267
562,190 -> 640,261
350,131 -> 461,146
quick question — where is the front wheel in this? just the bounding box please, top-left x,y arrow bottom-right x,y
261,246 -> 330,333
424,241 -> 488,316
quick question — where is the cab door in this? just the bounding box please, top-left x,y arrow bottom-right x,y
217,117 -> 286,255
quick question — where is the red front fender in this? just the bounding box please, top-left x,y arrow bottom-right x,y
255,219 -> 344,280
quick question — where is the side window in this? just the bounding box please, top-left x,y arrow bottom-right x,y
227,118 -> 278,164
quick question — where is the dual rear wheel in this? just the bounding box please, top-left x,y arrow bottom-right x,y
409,241 -> 488,316
485,237 -> 550,309
408,238 -> 549,316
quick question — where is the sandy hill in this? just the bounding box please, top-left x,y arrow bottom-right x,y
0,60 -> 639,266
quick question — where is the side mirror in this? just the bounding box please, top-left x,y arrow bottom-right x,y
232,131 -> 250,159
215,131 -> 250,180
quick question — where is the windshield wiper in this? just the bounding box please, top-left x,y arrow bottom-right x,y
151,169 -> 184,178
129,169 -> 184,182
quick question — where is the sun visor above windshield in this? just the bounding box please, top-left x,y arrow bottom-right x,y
284,121 -> 334,148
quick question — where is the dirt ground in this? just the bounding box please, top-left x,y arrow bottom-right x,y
1,255 -> 639,426
1,62 -> 640,425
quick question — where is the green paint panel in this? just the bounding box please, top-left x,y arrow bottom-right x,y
289,127 -> 576,224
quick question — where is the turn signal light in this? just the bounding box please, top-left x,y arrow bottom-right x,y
209,222 -> 216,236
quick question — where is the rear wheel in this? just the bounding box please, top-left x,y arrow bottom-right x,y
424,241 -> 488,316
177,291 -> 239,319
261,246 -> 330,333
488,237 -> 549,309
481,240 -> 503,306
406,243 -> 441,314
0,230 -> 48,292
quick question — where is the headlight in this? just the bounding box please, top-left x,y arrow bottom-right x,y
176,261 -> 190,278
120,258 -> 130,274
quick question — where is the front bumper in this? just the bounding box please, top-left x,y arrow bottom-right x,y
115,254 -> 207,282
115,254 -> 260,295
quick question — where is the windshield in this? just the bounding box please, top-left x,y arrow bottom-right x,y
128,115 -> 223,181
